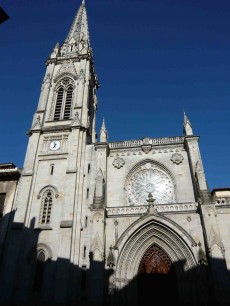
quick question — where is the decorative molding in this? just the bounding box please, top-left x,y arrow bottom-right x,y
171,153 -> 184,165
112,157 -> 125,169
109,147 -> 183,157
106,203 -> 198,217
37,185 -> 59,199
109,137 -> 184,149
54,60 -> 78,82
215,198 -> 230,207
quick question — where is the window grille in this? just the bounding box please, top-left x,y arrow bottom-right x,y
39,190 -> 53,224
54,86 -> 73,120
63,86 -> 73,119
54,87 -> 64,120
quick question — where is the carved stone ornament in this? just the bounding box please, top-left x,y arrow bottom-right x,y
112,157 -> 125,169
54,60 -> 78,82
71,111 -> 82,127
142,145 -> 152,154
171,153 -> 184,165
31,114 -> 41,130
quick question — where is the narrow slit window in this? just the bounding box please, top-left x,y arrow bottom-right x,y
50,164 -> 54,175
85,216 -> 88,228
88,164 -> 90,174
83,246 -> 86,258
86,188 -> 89,199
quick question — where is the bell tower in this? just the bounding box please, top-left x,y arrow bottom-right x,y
6,0 -> 101,284
13,0 -> 99,224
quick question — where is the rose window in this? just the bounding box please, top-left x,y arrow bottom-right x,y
126,164 -> 175,205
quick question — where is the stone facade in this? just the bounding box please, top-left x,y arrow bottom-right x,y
0,1 -> 229,306
0,163 -> 21,261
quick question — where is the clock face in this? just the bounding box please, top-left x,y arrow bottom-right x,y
126,164 -> 175,205
50,140 -> 60,151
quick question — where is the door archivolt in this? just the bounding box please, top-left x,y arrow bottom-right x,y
115,217 -> 197,283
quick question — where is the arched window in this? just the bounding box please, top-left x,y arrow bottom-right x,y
54,87 -> 64,120
33,248 -> 51,293
39,190 -> 53,224
34,252 -> 45,292
63,86 -> 73,119
54,85 -> 73,120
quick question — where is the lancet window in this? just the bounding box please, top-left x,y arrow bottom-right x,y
54,85 -> 73,120
52,77 -> 74,120
39,189 -> 53,224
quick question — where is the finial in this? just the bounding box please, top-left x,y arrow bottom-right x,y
183,110 -> 188,123
146,193 -> 155,204
100,118 -> 108,142
82,0 -> 85,5
183,111 -> 193,136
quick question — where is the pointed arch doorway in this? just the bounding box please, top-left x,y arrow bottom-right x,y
137,244 -> 179,305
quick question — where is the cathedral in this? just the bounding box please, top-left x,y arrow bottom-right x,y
0,1 -> 230,305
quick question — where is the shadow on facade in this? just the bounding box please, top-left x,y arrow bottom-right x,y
0,211 -> 229,306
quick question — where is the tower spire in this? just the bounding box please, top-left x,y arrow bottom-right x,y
51,0 -> 91,58
183,111 -> 193,136
65,0 -> 89,44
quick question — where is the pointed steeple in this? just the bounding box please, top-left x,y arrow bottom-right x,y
60,0 -> 90,56
183,111 -> 193,136
100,118 -> 108,142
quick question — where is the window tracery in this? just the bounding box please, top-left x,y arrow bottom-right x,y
51,77 -> 75,121
126,162 -> 175,205
39,189 -> 53,224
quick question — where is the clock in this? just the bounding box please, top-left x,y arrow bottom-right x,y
50,140 -> 61,151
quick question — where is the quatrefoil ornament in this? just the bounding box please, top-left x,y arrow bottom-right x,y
171,153 -> 184,165
112,157 -> 125,169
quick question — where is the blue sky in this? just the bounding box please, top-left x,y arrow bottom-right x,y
1,0 -> 230,190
